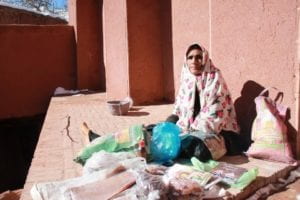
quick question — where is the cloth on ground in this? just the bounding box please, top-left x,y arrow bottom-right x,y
247,165 -> 300,200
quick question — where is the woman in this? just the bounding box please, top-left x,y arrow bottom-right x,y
168,43 -> 241,161
76,43 -> 242,165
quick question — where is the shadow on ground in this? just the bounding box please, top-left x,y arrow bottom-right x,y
0,114 -> 45,193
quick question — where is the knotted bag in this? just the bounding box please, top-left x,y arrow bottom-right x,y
246,87 -> 295,164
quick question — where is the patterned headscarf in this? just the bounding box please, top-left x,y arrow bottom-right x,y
173,44 -> 239,134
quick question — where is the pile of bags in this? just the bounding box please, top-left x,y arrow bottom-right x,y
31,151 -> 259,200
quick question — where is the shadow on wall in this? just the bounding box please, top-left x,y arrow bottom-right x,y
234,80 -> 265,151
161,0 -> 175,102
286,108 -> 298,158
98,0 -> 106,91
234,80 -> 298,157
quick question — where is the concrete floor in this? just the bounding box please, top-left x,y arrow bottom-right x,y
20,92 -> 299,200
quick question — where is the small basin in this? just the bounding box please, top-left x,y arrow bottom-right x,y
107,100 -> 130,115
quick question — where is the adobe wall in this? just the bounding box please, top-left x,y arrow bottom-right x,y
160,1 -> 175,102
0,4 -> 67,25
171,0 -> 211,92
102,0 -> 130,100
76,0 -> 105,91
0,25 -> 76,119
211,0 -> 298,151
101,0 -> 175,104
127,0 -> 165,104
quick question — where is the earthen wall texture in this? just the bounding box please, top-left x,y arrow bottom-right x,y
0,5 -> 67,25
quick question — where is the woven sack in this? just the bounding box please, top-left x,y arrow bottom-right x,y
246,87 -> 295,163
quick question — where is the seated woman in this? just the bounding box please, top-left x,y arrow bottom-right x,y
168,43 -> 241,161
75,43 -> 242,165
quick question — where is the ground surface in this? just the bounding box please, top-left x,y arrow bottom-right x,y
20,93 -> 299,200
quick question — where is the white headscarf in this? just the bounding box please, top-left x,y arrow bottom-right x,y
173,44 -> 239,134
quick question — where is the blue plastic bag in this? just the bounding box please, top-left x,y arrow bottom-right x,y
150,122 -> 181,162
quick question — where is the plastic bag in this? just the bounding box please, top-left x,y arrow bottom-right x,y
132,169 -> 167,199
191,157 -> 258,189
163,164 -> 204,198
31,167 -> 122,200
150,122 -> 181,163
31,153 -> 146,200
230,168 -> 258,189
69,170 -> 136,200
191,157 -> 218,172
164,164 -> 212,187
74,124 -> 144,165
83,151 -> 142,175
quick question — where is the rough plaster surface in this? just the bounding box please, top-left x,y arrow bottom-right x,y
68,0 -> 77,33
211,0 -> 297,129
76,0 -> 105,91
103,0 -> 129,100
160,0 -> 175,102
0,25 -> 76,119
0,5 -> 66,25
127,0 -> 165,104
172,0 -> 210,94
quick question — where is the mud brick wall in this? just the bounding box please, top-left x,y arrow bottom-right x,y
0,4 -> 67,25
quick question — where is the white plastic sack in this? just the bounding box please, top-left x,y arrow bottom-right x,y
31,151 -> 146,200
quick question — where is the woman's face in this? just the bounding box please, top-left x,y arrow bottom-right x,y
186,49 -> 203,76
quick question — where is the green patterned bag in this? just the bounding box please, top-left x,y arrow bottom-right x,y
74,124 -> 144,165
